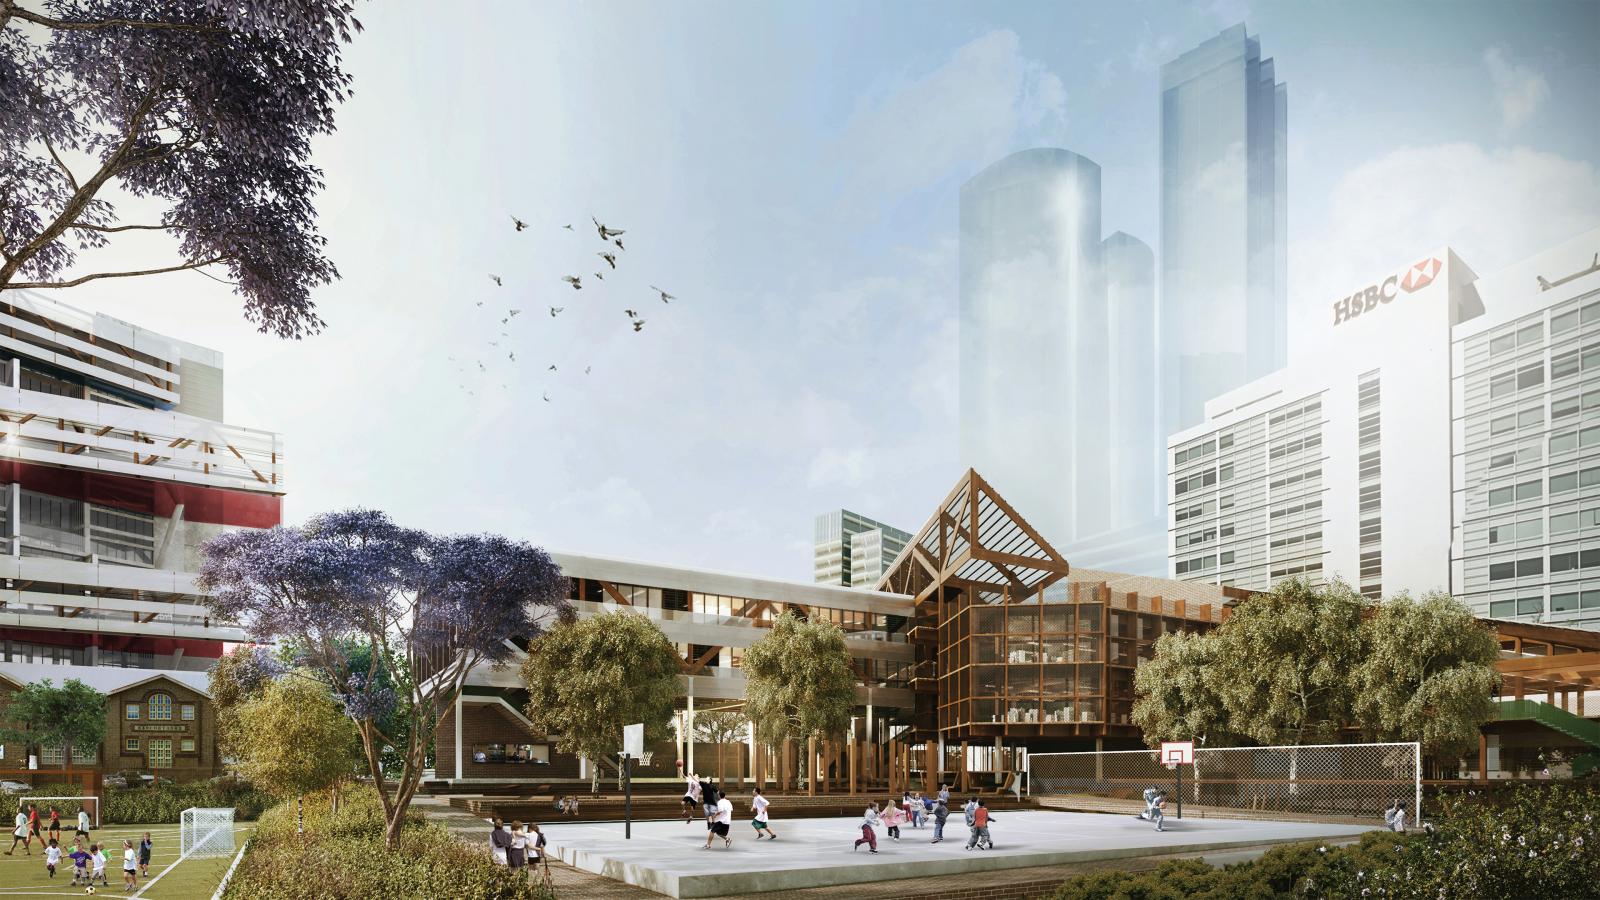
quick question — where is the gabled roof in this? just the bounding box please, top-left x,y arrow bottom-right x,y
0,664 -> 210,698
876,469 -> 1070,603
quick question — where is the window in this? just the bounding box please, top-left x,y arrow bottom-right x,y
1517,596 -> 1544,616
1174,470 -> 1216,496
1551,472 -> 1579,494
1489,599 -> 1515,617
180,739 -> 195,753
1552,592 -> 1580,612
1551,551 -> 1580,573
1490,414 -> 1515,435
147,739 -> 172,769
1490,373 -> 1515,398
1553,351 -> 1581,379
1490,452 -> 1517,469
1518,323 -> 1543,346
124,738 -> 140,752
1553,396 -> 1581,420
1219,463 -> 1234,482
125,703 -> 140,720
468,743 -> 551,764
1552,432 -> 1579,454
1219,434 -> 1234,449
1515,480 -> 1543,502
1551,511 -> 1580,534
1517,363 -> 1544,390
1516,557 -> 1544,577
1490,561 -> 1515,581
1220,551 -> 1235,565
1490,333 -> 1516,355
180,704 -> 195,721
148,694 -> 171,720
1519,408 -> 1545,429
1174,440 -> 1215,466
1554,308 -> 1581,334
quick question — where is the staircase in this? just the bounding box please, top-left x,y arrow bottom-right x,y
1493,699 -> 1600,776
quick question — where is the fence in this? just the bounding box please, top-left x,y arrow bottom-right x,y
1026,742 -> 1420,823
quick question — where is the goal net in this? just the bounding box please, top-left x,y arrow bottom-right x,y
180,807 -> 236,859
23,796 -> 99,829
1027,741 -> 1421,823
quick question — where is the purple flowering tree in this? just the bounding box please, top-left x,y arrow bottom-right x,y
0,1 -> 362,338
198,509 -> 570,849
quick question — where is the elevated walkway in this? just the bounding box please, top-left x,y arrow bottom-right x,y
1494,699 -> 1600,776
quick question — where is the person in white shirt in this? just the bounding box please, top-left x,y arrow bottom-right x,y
750,788 -> 777,841
853,802 -> 880,853
6,810 -> 28,855
121,839 -> 138,891
681,766 -> 703,824
701,790 -> 734,849
89,842 -> 108,886
43,839 -> 60,877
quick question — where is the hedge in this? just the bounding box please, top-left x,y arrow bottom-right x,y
1050,783 -> 1600,899
14,777 -> 271,825
222,785 -> 553,900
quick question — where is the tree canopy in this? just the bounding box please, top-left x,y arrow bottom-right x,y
232,675 -> 361,803
0,678 -> 106,771
198,509 -> 570,848
1353,591 -> 1501,756
520,610 -> 681,786
741,613 -> 855,747
1131,630 -> 1231,749
0,1 -> 362,338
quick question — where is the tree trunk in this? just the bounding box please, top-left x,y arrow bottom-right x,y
296,794 -> 304,834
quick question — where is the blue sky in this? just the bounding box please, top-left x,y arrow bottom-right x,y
84,0 -> 1600,580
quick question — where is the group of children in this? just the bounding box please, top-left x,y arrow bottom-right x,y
854,786 -> 993,852
488,818 -> 547,883
8,803 -> 151,891
680,770 -> 777,848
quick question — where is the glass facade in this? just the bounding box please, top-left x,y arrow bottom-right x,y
813,509 -> 910,587
959,148 -> 1108,546
1103,232 -> 1161,534
1159,24 -> 1287,436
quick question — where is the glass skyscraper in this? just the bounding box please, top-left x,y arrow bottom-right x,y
959,149 -> 1107,546
1159,24 -> 1287,436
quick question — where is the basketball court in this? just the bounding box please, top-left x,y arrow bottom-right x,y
544,809 -> 1377,898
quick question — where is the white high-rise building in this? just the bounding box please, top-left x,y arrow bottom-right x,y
813,509 -> 910,588
1168,228 -> 1600,632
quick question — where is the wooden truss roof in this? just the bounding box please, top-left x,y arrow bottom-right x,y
1498,651 -> 1600,695
875,469 -> 1069,604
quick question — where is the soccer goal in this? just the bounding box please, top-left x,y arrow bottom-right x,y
24,796 -> 100,828
180,807 -> 236,859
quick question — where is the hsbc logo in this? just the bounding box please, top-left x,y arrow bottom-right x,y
1332,257 -> 1443,326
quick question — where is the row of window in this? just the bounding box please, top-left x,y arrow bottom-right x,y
1270,467 -> 1320,491
1489,321 -> 1545,356
124,695 -> 195,721
1487,548 -> 1600,581
1269,434 -> 1322,461
1174,439 -> 1216,466
1270,497 -> 1323,520
1488,465 -> 1600,508
1489,362 -> 1546,399
1268,399 -> 1321,430
1488,589 -> 1600,619
123,736 -> 194,755
1489,406 -> 1545,436
1487,505 -> 1600,545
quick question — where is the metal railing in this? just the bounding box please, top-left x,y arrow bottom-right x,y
1026,741 -> 1421,823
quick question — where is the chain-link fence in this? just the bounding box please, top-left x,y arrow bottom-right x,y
1027,742 -> 1420,823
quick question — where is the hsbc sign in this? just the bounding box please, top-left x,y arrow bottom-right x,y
1332,257 -> 1442,326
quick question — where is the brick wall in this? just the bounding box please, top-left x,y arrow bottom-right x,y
435,701 -> 582,781
105,680 -> 219,781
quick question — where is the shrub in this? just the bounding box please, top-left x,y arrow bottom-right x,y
223,785 -> 553,900
1050,784 -> 1600,900
101,779 -> 273,824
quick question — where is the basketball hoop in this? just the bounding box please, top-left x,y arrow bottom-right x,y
1160,740 -> 1195,766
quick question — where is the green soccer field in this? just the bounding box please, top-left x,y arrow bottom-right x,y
0,822 -> 255,899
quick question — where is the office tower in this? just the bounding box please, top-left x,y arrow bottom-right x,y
0,290 -> 286,778
813,508 -> 910,587
959,148 -> 1107,545
1104,232 -> 1160,530
1159,24 -> 1287,436
1171,227 -> 1600,633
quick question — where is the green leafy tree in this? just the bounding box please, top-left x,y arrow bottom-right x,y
0,678 -> 106,773
742,613 -> 855,749
232,675 -> 362,832
1353,591 -> 1501,757
1210,578 -> 1369,747
693,709 -> 748,789
520,611 -> 680,792
1131,630 -> 1234,748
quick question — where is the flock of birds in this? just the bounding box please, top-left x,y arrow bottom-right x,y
457,215 -> 678,402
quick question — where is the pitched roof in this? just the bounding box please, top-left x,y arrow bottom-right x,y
0,663 -> 210,698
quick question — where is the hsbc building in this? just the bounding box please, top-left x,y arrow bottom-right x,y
1165,228 -> 1600,634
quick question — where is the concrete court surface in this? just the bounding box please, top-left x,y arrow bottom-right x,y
545,809 -> 1376,898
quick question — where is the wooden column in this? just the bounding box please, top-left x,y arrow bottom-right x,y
807,736 -> 817,796
1478,732 -> 1489,781
849,739 -> 858,795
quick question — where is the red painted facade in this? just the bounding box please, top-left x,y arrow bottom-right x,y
0,461 -> 281,528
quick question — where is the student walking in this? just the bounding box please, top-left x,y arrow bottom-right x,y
90,842 -> 108,886
121,839 -> 137,891
137,832 -> 152,878
932,798 -> 949,843
7,806 -> 29,855
751,788 -> 777,840
507,820 -> 527,871
1384,799 -> 1408,833
853,802 -> 880,853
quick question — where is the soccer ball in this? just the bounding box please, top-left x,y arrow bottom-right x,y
84,888 -> 96,896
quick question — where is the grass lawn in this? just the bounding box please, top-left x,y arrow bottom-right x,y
0,822 -> 254,899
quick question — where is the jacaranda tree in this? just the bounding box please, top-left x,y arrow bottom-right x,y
198,509 -> 570,850
0,0 -> 362,338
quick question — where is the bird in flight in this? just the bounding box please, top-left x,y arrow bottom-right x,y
632,319 -> 646,332
650,285 -> 674,304
562,275 -> 581,289
585,366 -> 591,375
548,364 -> 557,371
477,362 -> 486,372
542,392 -> 551,402
624,308 -> 638,318
562,224 -> 574,231
614,237 -> 625,251
594,271 -> 605,281
489,341 -> 499,347
508,309 -> 522,317
598,251 -> 617,269
549,306 -> 564,317
501,317 -> 509,325
475,300 -> 484,307
592,216 -> 625,240
490,274 -> 503,287
508,351 -> 516,362
511,215 -> 527,232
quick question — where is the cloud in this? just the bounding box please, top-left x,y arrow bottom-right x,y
806,447 -> 872,489
832,30 -> 1066,208
1484,46 -> 1549,130
1289,143 -> 1600,351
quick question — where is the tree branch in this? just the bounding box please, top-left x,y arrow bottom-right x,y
8,5 -> 223,33
7,255 -> 229,289
69,223 -> 177,234
42,137 -> 79,193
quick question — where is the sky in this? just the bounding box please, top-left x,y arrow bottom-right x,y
51,0 -> 1600,581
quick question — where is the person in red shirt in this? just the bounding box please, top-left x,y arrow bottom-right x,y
964,800 -> 993,850
26,805 -> 39,842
